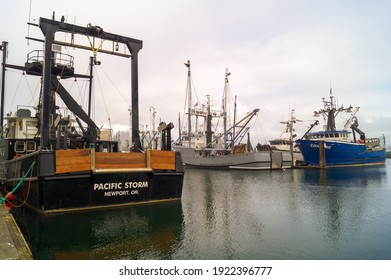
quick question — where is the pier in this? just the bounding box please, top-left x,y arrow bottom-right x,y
0,195 -> 32,259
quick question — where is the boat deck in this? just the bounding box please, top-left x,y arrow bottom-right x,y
0,195 -> 32,259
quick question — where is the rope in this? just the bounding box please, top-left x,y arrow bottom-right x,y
87,35 -> 105,61
5,161 -> 35,208
0,161 -> 36,205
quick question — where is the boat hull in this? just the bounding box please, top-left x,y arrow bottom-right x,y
297,139 -> 386,167
0,150 -> 184,214
176,146 -> 292,170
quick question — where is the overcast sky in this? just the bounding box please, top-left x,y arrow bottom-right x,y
1,0 -> 390,146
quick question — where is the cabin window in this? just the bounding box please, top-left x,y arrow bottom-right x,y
26,141 -> 36,152
101,143 -> 110,152
15,141 -> 26,153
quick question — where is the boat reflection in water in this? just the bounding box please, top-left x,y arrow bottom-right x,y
12,201 -> 183,260
13,162 -> 391,260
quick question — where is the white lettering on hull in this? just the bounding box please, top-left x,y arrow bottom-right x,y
94,181 -> 148,191
310,143 -> 331,149
94,181 -> 148,197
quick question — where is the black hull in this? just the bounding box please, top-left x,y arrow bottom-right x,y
0,151 -> 184,214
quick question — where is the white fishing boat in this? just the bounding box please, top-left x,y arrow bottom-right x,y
174,61 -> 292,170
269,109 -> 304,166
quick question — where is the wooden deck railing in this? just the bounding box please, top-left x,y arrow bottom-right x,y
55,149 -> 176,174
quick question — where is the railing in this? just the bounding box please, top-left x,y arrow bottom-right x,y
55,149 -> 177,174
27,50 -> 74,68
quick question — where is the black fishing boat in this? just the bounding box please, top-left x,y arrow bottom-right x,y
0,16 -> 184,214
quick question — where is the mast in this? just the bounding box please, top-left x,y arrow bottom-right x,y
178,112 -> 181,145
184,60 -> 192,147
223,69 -> 230,149
314,88 -> 353,132
88,56 -> 94,117
232,95 -> 237,148
288,109 -> 295,165
206,95 -> 212,147
0,41 -> 7,136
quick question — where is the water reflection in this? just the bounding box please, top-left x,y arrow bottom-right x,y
13,201 -> 183,259
179,170 -> 265,259
13,162 -> 391,259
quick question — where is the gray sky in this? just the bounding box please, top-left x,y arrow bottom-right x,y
1,0 -> 390,145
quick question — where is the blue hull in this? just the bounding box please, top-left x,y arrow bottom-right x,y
297,140 -> 386,166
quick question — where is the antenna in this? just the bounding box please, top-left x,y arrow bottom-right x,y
27,0 -> 33,45
329,78 -> 332,96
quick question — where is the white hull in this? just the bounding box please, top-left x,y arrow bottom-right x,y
175,146 -> 292,170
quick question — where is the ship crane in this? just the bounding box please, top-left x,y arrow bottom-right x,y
343,106 -> 360,130
300,120 -> 319,140
350,117 -> 366,142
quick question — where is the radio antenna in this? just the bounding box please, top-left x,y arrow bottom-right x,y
27,0 -> 33,45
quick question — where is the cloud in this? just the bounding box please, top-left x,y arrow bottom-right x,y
1,0 -> 390,146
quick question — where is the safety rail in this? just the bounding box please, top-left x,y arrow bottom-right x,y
55,149 -> 177,174
27,50 -> 74,69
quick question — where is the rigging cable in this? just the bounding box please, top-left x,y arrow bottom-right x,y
98,66 -> 129,104
7,73 -> 24,113
95,68 -> 111,127
24,73 -> 38,107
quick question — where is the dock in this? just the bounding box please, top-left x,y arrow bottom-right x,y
0,195 -> 33,260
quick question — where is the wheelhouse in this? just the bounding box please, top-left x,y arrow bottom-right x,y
308,131 -> 350,141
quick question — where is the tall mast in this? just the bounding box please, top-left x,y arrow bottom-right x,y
184,60 -> 192,147
232,95 -> 237,147
315,89 -> 336,131
88,56 -> 94,117
288,109 -> 295,165
206,95 -> 212,147
178,112 -> 181,145
0,41 -> 7,136
223,68 -> 230,149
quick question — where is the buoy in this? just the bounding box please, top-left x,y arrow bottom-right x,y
5,192 -> 15,201
4,193 -> 15,210
5,201 -> 13,210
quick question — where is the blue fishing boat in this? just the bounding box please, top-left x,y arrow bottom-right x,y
296,91 -> 386,168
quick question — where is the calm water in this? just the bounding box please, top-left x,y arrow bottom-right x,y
13,160 -> 391,260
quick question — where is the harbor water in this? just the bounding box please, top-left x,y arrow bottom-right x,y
12,160 -> 391,260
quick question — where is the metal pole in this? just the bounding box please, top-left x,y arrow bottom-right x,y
223,69 -> 230,149
40,22 -> 58,148
129,46 -> 142,151
0,41 -> 8,135
88,56 -> 94,117
185,61 -> 192,148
